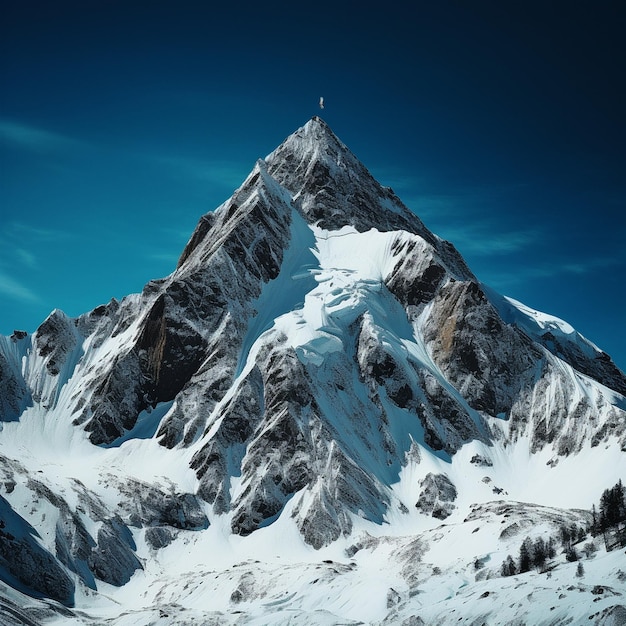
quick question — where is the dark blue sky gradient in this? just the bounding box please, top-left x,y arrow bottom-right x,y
1,1 -> 625,370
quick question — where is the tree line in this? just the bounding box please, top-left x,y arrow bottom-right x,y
500,479 -> 625,577
500,525 -> 584,577
591,479 -> 625,536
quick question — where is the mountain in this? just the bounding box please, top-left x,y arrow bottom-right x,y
0,117 -> 625,625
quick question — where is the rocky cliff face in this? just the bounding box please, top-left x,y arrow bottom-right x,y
0,117 -> 624,622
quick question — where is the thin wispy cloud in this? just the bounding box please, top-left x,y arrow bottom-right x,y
483,256 -> 623,291
557,256 -> 623,275
371,166 -> 530,218
158,226 -> 198,243
15,248 -> 38,269
0,119 -> 82,153
5,222 -> 71,243
408,185 -> 531,219
368,169 -> 427,195
0,270 -> 41,303
0,223 -> 72,278
396,190 -> 543,257
147,252 -> 180,265
437,224 -> 541,256
369,167 -> 545,257
150,154 -> 248,189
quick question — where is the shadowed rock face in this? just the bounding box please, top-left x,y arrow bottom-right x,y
32,311 -> 76,373
71,160 -> 295,446
177,213 -> 216,269
424,280 -> 543,417
0,494 -> 75,606
0,455 -> 213,605
114,476 -> 209,531
0,350 -> 30,422
87,518 -> 142,587
24,471 -> 143,591
136,291 -> 206,404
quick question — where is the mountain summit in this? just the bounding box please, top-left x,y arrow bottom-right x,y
0,118 -> 625,624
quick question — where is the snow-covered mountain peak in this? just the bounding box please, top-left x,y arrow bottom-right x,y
262,118 -> 421,234
265,115 -> 342,166
0,118 -> 625,624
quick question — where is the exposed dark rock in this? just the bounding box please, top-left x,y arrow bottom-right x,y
0,351 -> 29,422
424,280 -> 542,418
16,471 -> 146,592
88,517 -> 143,586
1,116 -> 624,588
177,212 -> 216,268
536,330 -> 626,396
114,477 -> 208,530
387,587 -> 401,608
470,454 -> 493,467
266,118 -> 436,244
136,291 -> 206,404
415,473 -> 457,520
145,527 -> 173,550
230,571 -> 259,605
386,242 -> 450,309
33,309 -> 81,377
593,604 -> 626,625
356,316 -> 416,412
192,367 -> 265,512
80,351 -> 144,444
293,482 -> 350,549
230,344 -> 317,537
54,504 -> 97,590
0,494 -> 75,606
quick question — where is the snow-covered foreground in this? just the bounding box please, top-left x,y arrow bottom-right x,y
1,494 -> 625,625
49,538 -> 626,626
0,401 -> 624,625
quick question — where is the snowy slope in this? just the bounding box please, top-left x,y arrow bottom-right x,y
0,117 -> 624,625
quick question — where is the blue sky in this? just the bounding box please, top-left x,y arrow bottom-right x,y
1,1 -> 625,370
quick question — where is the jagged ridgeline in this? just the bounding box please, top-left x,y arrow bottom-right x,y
0,117 -> 624,624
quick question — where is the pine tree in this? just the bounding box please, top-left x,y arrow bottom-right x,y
533,537 -> 547,570
582,541 -> 597,558
519,537 -> 533,573
546,536 -> 556,559
565,545 -> 578,562
501,555 -> 516,577
600,489 -> 610,530
576,561 -> 584,577
599,480 -> 626,531
616,479 -> 625,523
591,504 -> 598,537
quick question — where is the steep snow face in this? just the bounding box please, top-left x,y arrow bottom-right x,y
0,117 -> 625,623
